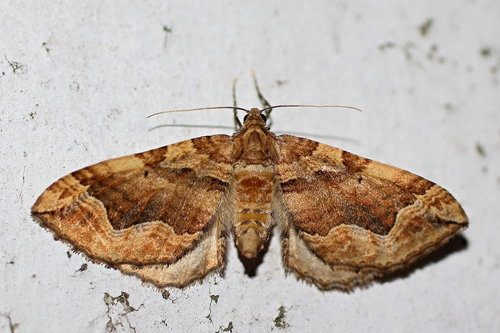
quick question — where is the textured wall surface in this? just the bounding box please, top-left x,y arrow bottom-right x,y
1,1 -> 499,332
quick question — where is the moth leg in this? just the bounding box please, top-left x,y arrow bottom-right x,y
232,77 -> 243,130
251,70 -> 273,128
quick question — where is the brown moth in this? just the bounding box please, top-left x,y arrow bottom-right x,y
32,82 -> 468,290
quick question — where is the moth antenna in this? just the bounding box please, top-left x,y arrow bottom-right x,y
148,106 -> 249,118
261,104 -> 362,113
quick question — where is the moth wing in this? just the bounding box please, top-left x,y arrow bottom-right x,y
118,202 -> 227,288
32,135 -> 233,287
274,135 -> 468,289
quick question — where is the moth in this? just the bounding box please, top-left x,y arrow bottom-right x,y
32,79 -> 468,290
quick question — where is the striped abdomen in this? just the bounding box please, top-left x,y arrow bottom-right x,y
233,164 -> 275,258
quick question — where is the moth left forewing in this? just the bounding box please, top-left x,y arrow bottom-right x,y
31,135 -> 233,278
274,135 -> 468,289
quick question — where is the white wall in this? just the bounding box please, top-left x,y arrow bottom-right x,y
1,1 -> 498,332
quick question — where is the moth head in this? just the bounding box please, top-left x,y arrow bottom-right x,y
243,108 -> 267,125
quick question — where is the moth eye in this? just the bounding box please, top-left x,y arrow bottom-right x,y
260,114 -> 267,122
243,114 -> 249,122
